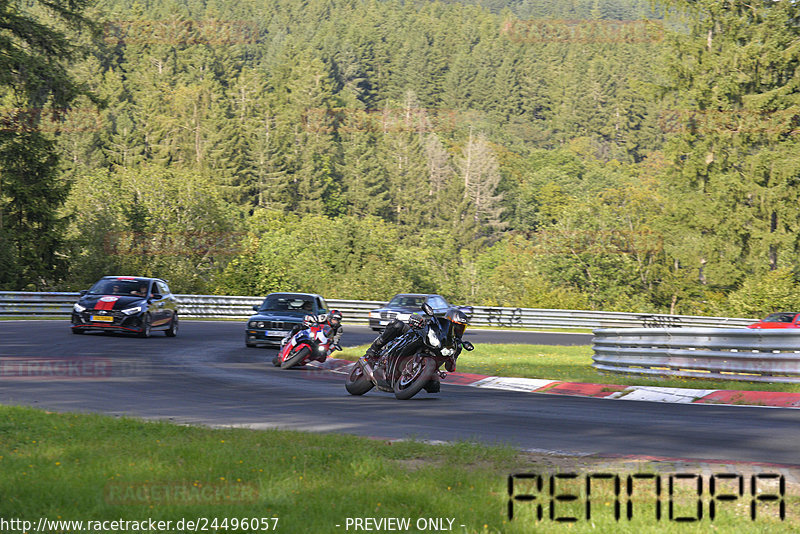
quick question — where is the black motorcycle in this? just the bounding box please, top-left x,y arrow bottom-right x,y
345,303 -> 474,400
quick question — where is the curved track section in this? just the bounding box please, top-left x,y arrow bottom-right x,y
1,321 -> 798,464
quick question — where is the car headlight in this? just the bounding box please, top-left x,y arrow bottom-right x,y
427,328 -> 441,348
73,303 -> 86,313
369,311 -> 380,318
121,306 -> 142,315
257,322 -> 266,328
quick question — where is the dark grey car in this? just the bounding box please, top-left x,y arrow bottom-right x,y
368,293 -> 450,331
245,292 -> 328,347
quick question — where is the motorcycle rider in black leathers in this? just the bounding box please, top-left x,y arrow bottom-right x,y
363,313 -> 425,361
363,312 -> 446,393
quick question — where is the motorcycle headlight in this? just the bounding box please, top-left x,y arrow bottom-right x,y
441,347 -> 455,357
121,306 -> 142,315
427,328 -> 441,348
73,303 -> 86,313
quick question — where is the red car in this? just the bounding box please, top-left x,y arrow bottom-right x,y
747,312 -> 800,329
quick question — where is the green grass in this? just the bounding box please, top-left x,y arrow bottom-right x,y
0,405 -> 796,533
338,344 -> 800,393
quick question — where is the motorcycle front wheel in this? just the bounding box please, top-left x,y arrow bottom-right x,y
281,346 -> 310,369
393,355 -> 435,400
345,361 -> 374,395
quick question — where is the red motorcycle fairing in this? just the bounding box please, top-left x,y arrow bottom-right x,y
277,322 -> 333,368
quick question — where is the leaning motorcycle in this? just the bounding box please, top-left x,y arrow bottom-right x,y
345,303 -> 474,400
273,315 -> 339,369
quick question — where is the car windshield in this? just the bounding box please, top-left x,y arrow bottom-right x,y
88,278 -> 150,297
259,295 -> 314,315
387,295 -> 426,307
763,313 -> 797,323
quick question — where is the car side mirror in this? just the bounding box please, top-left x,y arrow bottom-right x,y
79,290 -> 87,296
462,341 -> 474,351
151,293 -> 162,300
252,305 -> 259,312
421,303 -> 434,316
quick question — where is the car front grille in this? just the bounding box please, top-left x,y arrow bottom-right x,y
91,310 -> 124,318
254,321 -> 291,330
380,312 -> 397,320
75,309 -> 127,325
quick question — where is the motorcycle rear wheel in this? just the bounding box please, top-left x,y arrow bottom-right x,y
281,346 -> 310,369
345,361 -> 374,395
393,355 -> 435,400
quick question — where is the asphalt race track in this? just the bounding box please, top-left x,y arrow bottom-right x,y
1,320 -> 799,466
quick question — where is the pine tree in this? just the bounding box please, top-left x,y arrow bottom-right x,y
455,129 -> 505,234
377,91 -> 431,226
340,129 -> 390,218
659,0 -> 800,288
0,0 -> 95,288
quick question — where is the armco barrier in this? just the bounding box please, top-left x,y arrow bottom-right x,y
173,294 -> 385,324
0,291 -> 756,329
592,328 -> 800,383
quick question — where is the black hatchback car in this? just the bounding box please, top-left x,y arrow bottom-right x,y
368,293 -> 451,331
71,276 -> 179,337
245,292 -> 329,347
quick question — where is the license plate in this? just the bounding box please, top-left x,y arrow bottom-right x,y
91,315 -> 114,322
266,330 -> 288,337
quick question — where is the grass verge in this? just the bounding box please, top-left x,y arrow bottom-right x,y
1,405 -> 796,533
338,344 -> 800,393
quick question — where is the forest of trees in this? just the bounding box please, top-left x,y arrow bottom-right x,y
1,0 -> 799,318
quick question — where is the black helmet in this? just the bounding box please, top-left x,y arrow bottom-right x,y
444,307 -> 469,344
328,309 -> 342,328
408,313 -> 425,329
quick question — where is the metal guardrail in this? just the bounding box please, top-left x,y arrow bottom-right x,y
592,328 -> 800,383
0,291 -> 756,329
174,295 -> 386,324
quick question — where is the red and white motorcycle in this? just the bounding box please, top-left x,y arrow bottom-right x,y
272,315 -> 340,369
